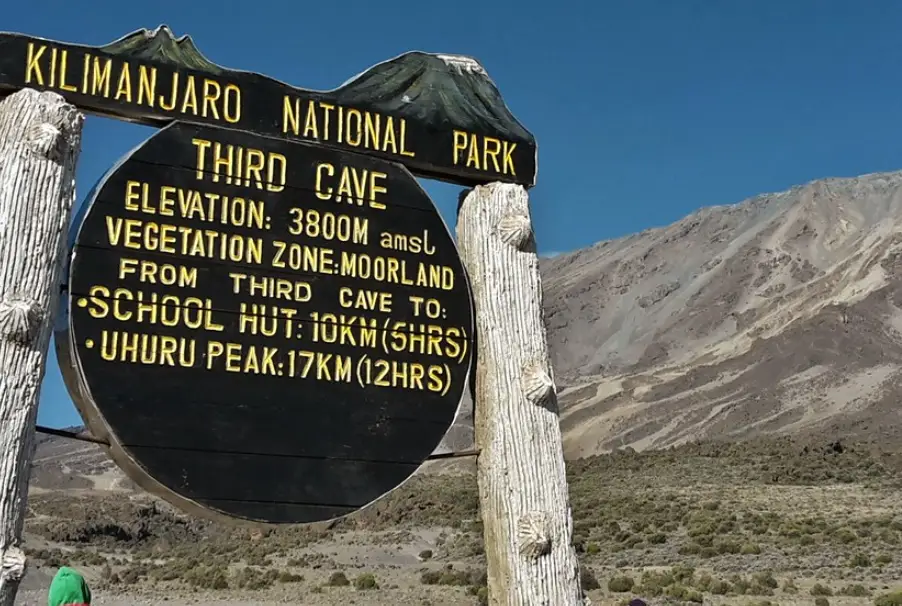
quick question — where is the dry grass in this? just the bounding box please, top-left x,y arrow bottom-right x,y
22,437 -> 902,605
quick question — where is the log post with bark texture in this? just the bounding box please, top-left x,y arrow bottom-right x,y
457,183 -> 585,605
0,89 -> 84,606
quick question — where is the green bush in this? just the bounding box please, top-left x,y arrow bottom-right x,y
752,571 -> 778,590
815,598 -> 830,606
354,573 -> 378,590
608,575 -> 635,593
278,570 -> 303,583
811,583 -> 833,597
875,591 -> 902,606
327,571 -> 350,587
420,570 -> 441,585
839,584 -> 870,597
709,580 -> 731,595
580,567 -> 600,591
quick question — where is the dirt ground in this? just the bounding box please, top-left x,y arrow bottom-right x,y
16,440 -> 902,605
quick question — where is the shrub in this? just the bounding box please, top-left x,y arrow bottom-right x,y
638,570 -> 674,596
839,584 -> 870,597
752,571 -> 778,590
811,584 -> 833,597
709,580 -> 731,595
876,554 -> 894,565
815,598 -> 830,606
586,542 -> 601,555
278,571 -> 303,583
850,553 -> 872,568
608,575 -> 635,593
741,543 -> 762,555
418,549 -> 433,561
716,539 -> 741,554
354,573 -> 378,590
420,570 -> 441,585
580,567 -> 600,591
184,565 -> 230,590
875,591 -> 902,606
231,567 -> 272,590
438,570 -> 471,586
327,571 -> 349,587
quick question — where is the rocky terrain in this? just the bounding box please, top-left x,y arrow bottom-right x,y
17,169 -> 902,604
545,170 -> 902,457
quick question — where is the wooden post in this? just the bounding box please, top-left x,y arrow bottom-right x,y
457,183 -> 585,605
0,89 -> 83,606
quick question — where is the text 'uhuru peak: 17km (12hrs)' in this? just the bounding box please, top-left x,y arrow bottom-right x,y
55,120 -> 475,525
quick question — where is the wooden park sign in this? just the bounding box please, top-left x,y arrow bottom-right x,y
0,26 -> 537,187
55,120 -> 475,524
0,24 -> 588,606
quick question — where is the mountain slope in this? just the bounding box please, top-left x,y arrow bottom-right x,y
545,170 -> 902,456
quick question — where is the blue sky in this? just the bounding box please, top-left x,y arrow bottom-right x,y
9,0 -> 902,427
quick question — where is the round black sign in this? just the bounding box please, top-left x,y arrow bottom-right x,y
56,121 -> 474,524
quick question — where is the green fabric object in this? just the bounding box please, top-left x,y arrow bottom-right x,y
48,567 -> 91,606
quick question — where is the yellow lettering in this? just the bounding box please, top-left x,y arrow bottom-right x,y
180,75 -> 199,115
115,62 -> 132,102
358,358 -> 443,392
228,272 -> 312,302
378,228 -> 435,255
338,287 -> 393,313
452,130 -> 518,176
282,96 -> 301,135
91,57 -> 112,97
205,342 -> 286,376
279,97 -> 416,158
286,350 -> 352,382
287,208 -> 368,244
483,136 -> 502,173
193,139 -> 286,191
338,252 -> 454,290
25,43 -> 46,86
22,47 -> 241,122
137,66 -> 157,106
97,331 -> 196,368
117,258 -> 198,288
58,50 -> 77,92
77,288 -> 221,331
223,84 -> 241,123
313,163 -> 387,209
104,217 -> 263,264
309,312 -> 378,349
238,303 -> 298,339
271,241 -> 334,274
